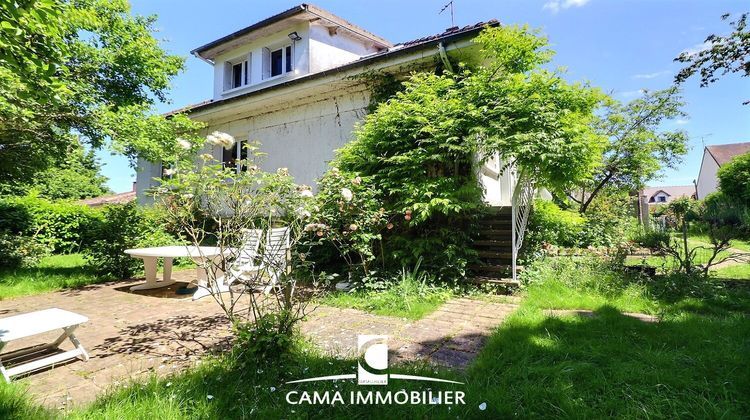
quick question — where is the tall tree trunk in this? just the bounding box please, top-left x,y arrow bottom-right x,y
580,172 -> 614,214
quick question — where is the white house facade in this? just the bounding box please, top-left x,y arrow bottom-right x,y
695,142 -> 750,199
135,4 -> 513,206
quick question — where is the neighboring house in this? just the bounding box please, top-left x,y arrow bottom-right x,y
78,183 -> 136,208
135,4 -> 514,207
696,141 -> 750,199
641,185 -> 696,205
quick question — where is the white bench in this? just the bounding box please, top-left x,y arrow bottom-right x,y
0,308 -> 89,382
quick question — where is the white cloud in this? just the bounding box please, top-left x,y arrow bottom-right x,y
619,89 -> 645,99
632,70 -> 671,80
674,119 -> 689,125
543,0 -> 591,13
680,40 -> 716,58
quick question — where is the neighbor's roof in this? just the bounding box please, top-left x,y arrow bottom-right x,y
170,20 -> 498,116
706,142 -> 750,166
642,185 -> 696,199
191,3 -> 393,60
78,191 -> 136,208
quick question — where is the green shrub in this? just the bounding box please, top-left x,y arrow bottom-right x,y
84,202 -> 181,278
527,196 -> 637,252
633,228 -> 671,250
717,151 -> 750,205
581,192 -> 638,246
702,192 -> 749,233
233,312 -> 297,363
0,233 -> 49,268
526,200 -> 585,248
0,194 -> 102,253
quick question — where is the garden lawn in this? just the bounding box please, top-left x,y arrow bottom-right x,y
320,283 -> 453,320
4,263 -> 750,418
712,263 -> 750,280
0,254 -> 101,300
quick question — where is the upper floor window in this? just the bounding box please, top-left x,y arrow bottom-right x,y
224,54 -> 250,91
266,44 -> 293,78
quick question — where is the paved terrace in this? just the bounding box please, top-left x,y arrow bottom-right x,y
0,271 -> 519,409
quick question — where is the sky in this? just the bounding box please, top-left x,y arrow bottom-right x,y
100,0 -> 750,193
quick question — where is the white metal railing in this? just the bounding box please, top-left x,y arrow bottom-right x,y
510,171 -> 535,282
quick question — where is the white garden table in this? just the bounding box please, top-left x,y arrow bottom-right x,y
124,246 -> 231,300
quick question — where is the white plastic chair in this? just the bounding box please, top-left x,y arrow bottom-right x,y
264,227 -> 290,292
226,228 -> 263,286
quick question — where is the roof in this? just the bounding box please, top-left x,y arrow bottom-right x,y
705,142 -> 750,166
191,4 -> 392,61
78,191 -> 136,208
642,185 -> 696,199
171,20 -> 498,116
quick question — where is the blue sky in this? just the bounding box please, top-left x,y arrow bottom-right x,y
100,0 -> 750,192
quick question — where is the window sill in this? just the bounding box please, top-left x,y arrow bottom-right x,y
221,73 -> 300,97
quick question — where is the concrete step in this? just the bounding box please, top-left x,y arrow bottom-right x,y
486,206 -> 512,215
473,239 -> 513,247
478,229 -> 512,238
468,264 -> 513,273
477,250 -> 513,259
466,277 -> 520,287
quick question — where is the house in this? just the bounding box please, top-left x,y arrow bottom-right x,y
696,142 -> 750,199
641,185 -> 696,205
135,4 -> 513,207
78,183 -> 136,208
135,4 -> 525,281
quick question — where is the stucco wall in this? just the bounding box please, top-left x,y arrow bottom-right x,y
308,24 -> 380,73
479,153 -> 513,206
136,88 -> 370,204
696,150 -> 720,199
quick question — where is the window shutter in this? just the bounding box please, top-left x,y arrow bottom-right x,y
224,62 -> 233,91
245,53 -> 252,84
262,48 -> 271,79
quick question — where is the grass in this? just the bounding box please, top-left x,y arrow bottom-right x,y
0,254 -> 102,300
319,266 -> 453,319
3,257 -> 750,418
688,234 -> 750,252
0,254 -> 196,300
712,263 -> 750,280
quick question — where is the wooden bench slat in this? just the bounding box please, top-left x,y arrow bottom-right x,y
4,348 -> 85,377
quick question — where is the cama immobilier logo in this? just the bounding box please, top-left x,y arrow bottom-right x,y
284,335 -> 466,406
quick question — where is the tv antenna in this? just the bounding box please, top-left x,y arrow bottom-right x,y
440,1 -> 455,27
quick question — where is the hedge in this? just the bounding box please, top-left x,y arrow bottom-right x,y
0,195 -> 103,253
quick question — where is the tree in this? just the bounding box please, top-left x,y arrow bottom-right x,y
568,87 -> 689,213
717,151 -> 750,205
332,25 -> 606,277
0,0 -> 200,191
674,13 -> 750,104
30,140 -> 110,200
655,197 -> 744,277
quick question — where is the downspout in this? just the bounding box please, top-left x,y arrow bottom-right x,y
438,42 -> 454,72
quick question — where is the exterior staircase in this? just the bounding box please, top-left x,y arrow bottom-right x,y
468,206 -> 520,286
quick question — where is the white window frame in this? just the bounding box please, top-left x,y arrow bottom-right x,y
224,54 -> 251,91
221,139 -> 248,174
264,43 -> 293,80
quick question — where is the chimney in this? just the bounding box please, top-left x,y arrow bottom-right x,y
132,181 -> 137,192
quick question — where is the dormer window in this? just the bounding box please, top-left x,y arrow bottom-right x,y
224,55 -> 250,90
266,44 -> 293,78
